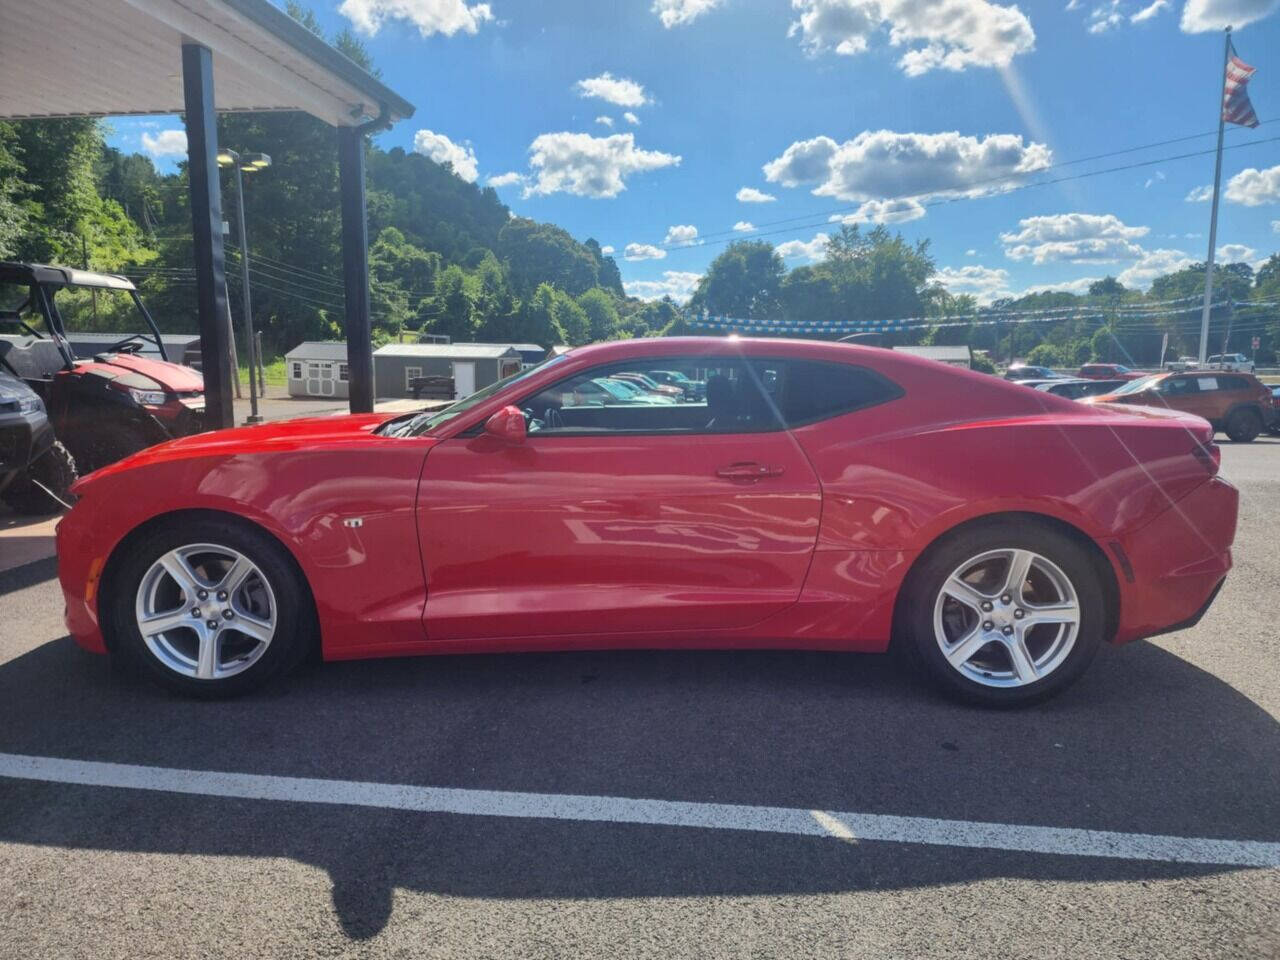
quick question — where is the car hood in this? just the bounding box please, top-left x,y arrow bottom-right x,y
72,412 -> 421,492
74,352 -> 205,393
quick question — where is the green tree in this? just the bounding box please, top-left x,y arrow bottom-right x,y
576,287 -> 620,342
553,290 -> 590,345
499,218 -> 599,298
689,240 -> 785,318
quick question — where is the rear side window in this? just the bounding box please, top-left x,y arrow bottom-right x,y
773,359 -> 902,427
1218,375 -> 1248,391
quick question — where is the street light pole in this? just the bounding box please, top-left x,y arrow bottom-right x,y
218,148 -> 271,425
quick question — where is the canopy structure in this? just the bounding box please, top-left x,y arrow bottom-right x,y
0,0 -> 416,425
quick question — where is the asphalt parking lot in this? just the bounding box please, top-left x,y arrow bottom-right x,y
1,439 -> 1278,959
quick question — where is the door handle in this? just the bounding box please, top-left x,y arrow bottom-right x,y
716,461 -> 784,480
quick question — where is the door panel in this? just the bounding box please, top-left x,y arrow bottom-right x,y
417,431 -> 822,640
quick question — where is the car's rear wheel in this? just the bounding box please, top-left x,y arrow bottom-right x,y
902,521 -> 1105,707
1224,407 -> 1262,443
106,517 -> 312,697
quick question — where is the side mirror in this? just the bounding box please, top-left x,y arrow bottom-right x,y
484,405 -> 527,443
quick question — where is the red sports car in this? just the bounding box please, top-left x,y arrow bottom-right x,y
57,338 -> 1237,706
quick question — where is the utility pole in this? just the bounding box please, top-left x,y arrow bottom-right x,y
1198,27 -> 1233,365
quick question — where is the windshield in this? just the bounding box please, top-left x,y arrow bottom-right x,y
378,354 -> 570,437
1110,374 -> 1160,395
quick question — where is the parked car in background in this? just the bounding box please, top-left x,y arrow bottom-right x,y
1271,386 -> 1280,437
646,368 -> 706,400
1206,353 -> 1254,373
1086,371 -> 1277,442
0,367 -> 76,513
1078,363 -> 1145,381
1004,364 -> 1062,381
1165,356 -> 1199,372
580,377 -> 675,405
61,338 -> 1239,707
610,371 -> 685,399
1034,378 -> 1129,400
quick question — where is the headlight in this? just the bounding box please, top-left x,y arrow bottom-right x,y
17,395 -> 42,414
128,388 -> 168,406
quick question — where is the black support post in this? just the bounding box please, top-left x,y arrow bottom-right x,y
338,126 -> 374,413
181,43 -> 233,431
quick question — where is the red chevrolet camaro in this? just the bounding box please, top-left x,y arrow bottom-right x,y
57,338 -> 1237,706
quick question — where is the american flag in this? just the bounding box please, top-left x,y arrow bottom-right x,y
1222,42 -> 1259,128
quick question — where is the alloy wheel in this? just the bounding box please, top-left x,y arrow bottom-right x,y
932,548 -> 1080,688
134,542 -> 277,680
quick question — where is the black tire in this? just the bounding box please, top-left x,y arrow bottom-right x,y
1,441 -> 77,515
899,520 -> 1106,707
104,516 -> 313,698
67,420 -> 156,474
1224,408 -> 1262,443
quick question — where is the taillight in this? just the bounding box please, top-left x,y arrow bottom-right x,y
1191,439 -> 1220,475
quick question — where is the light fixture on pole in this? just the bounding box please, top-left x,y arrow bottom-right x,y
217,147 -> 271,424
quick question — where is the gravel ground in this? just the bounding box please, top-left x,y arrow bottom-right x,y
0,438 -> 1277,959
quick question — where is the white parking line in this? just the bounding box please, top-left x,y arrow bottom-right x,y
2,751 -> 1278,868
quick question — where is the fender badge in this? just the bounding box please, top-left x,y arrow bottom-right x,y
343,517 -> 364,528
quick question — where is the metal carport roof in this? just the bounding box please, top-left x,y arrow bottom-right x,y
0,0 -> 413,127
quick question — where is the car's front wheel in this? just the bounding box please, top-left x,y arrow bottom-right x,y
105,517 -> 312,697
902,521 -> 1106,707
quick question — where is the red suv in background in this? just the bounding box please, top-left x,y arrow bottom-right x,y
1077,363 -> 1145,381
1087,371 -> 1278,442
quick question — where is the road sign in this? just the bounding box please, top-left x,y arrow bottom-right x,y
1253,336 -> 1261,349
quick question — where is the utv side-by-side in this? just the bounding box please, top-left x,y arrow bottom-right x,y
0,262 -> 207,477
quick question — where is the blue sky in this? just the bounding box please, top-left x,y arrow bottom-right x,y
107,0 -> 1280,304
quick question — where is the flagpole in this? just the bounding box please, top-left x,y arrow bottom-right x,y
1198,26 -> 1232,365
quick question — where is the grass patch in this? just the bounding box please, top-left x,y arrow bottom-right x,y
237,356 -> 288,388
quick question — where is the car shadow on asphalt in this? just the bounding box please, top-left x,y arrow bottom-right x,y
1,635 -> 1277,939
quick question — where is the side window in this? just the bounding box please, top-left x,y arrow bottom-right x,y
774,359 -> 902,427
338,363 -> 349,382
1161,377 -> 1196,395
1218,375 -> 1246,391
291,362 -> 302,379
518,357 -> 782,435
404,366 -> 423,389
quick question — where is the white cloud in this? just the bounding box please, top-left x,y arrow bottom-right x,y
1117,248 -> 1196,287
1087,1 -> 1125,32
733,221 -> 757,233
1273,220 -> 1280,233
338,0 -> 493,36
652,0 -> 724,27
624,243 -> 668,261
789,0 -> 1036,75
413,129 -> 478,182
141,129 -> 187,158
1224,165 -> 1280,206
776,232 -> 830,262
664,224 -> 699,245
623,112 -> 641,125
1143,170 -> 1166,189
1186,184 -> 1213,202
936,264 -> 1011,301
1018,276 -> 1104,296
829,197 -> 928,225
523,132 -> 680,198
601,245 -> 615,255
1130,0 -> 1169,21
486,171 -> 524,188
624,270 -> 703,301
1001,213 -> 1150,264
965,248 -> 978,256
1218,243 -> 1258,262
736,186 -> 777,203
595,115 -> 615,128
763,130 -> 1051,204
1181,0 -> 1280,32
575,72 -> 650,108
